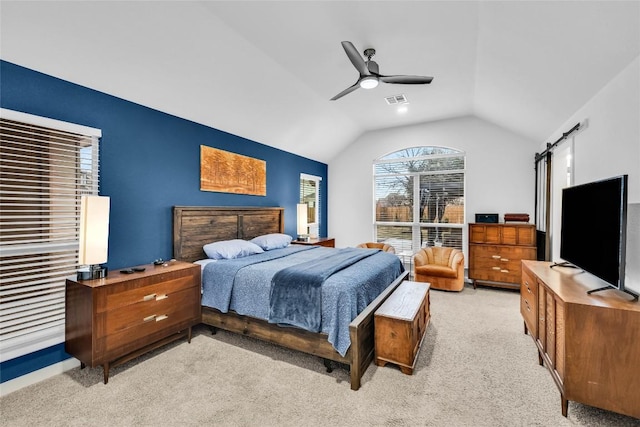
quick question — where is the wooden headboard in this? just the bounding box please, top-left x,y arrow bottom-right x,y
173,206 -> 285,262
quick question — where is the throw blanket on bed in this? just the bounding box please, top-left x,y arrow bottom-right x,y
201,245 -> 318,312
268,248 -> 380,332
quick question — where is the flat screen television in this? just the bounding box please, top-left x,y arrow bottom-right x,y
558,174 -> 637,300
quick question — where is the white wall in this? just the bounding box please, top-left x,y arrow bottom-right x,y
545,56 -> 640,294
328,115 -> 539,265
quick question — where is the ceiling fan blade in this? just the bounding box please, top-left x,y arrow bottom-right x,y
379,75 -> 434,84
367,60 -> 379,75
341,41 -> 370,76
330,81 -> 360,101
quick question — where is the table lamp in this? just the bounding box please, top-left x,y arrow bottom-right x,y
297,203 -> 309,241
77,195 -> 110,280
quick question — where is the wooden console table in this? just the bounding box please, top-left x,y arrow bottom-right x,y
521,260 -> 640,418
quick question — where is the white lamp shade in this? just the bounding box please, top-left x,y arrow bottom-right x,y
78,195 -> 110,265
297,203 -> 308,235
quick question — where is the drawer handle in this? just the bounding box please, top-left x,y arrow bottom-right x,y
155,314 -> 168,322
491,255 -> 501,259
500,269 -> 509,273
492,267 -> 501,270
156,294 -> 169,301
143,314 -> 156,323
500,258 -> 509,262
143,294 -> 156,302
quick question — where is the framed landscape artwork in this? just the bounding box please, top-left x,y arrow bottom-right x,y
200,145 -> 266,196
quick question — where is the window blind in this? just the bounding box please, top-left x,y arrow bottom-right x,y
300,174 -> 322,227
374,147 -> 465,267
0,109 -> 101,362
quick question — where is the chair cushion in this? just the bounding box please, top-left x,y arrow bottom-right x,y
356,242 -> 395,253
415,264 -> 458,279
432,247 -> 454,266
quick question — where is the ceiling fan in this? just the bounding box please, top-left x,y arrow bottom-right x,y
331,41 -> 434,101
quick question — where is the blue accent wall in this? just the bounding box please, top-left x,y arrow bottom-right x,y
0,60 -> 328,381
0,344 -> 68,383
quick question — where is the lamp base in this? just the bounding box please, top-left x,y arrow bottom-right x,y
77,264 -> 108,280
297,234 -> 310,242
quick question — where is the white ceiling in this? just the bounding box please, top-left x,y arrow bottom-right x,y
1,1 -> 639,163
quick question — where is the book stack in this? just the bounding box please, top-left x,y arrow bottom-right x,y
504,213 -> 530,223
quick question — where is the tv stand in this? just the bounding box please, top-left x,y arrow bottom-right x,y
587,284 -> 639,301
520,260 -> 640,418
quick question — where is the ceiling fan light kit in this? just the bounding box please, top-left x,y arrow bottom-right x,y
331,41 -> 433,100
359,76 -> 379,89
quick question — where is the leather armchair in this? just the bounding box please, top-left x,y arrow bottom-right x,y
356,242 -> 396,254
413,246 -> 465,291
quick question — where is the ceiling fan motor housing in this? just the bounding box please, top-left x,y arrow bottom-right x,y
367,60 -> 379,74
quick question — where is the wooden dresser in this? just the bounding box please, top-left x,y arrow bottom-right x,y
469,223 -> 536,289
65,260 -> 201,384
521,260 -> 640,418
374,281 -> 430,375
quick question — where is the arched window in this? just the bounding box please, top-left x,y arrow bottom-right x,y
374,146 -> 465,262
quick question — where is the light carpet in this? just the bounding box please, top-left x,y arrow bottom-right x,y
1,285 -> 639,426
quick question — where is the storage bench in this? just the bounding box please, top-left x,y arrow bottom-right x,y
374,280 -> 430,374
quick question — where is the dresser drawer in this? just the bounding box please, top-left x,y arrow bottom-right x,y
99,286 -> 199,353
472,245 -> 533,263
520,271 -> 537,336
102,275 -> 196,313
470,245 -> 536,284
473,267 -> 521,284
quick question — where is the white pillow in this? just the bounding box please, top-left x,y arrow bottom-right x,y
251,233 -> 293,250
203,239 -> 264,260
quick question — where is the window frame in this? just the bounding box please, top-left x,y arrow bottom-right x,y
300,173 -> 322,235
0,108 -> 101,362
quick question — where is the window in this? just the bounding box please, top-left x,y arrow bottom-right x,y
374,147 -> 465,262
0,108 -> 101,361
300,173 -> 322,237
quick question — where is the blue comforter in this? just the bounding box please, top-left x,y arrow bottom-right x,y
269,248 -> 381,332
201,246 -> 404,356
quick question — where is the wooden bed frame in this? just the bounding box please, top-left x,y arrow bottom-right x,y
172,206 -> 408,390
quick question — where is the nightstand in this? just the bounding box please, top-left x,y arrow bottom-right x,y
291,237 -> 335,248
65,260 -> 201,384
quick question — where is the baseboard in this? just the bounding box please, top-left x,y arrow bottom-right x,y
0,358 -> 80,397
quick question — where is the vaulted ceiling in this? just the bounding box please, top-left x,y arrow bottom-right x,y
1,1 -> 639,162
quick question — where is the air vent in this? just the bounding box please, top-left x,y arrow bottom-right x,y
385,94 -> 408,105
